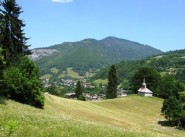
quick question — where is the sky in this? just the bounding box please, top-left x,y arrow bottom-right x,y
16,0 -> 185,51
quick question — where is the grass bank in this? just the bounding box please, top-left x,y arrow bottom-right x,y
0,95 -> 184,137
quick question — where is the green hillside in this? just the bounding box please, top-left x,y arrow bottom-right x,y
0,94 -> 184,137
92,49 -> 185,86
33,36 -> 162,78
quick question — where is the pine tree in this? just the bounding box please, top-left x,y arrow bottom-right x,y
75,81 -> 83,99
0,0 -> 31,64
106,65 -> 118,99
0,1 -> 44,108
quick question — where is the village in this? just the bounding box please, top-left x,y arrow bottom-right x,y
43,77 -> 152,101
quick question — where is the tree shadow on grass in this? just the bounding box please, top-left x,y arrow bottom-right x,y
158,120 -> 175,127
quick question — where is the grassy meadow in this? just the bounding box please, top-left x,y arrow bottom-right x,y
0,94 -> 184,137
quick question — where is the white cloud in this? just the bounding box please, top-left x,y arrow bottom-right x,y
52,0 -> 73,4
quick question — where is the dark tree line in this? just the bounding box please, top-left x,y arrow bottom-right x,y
0,0 -> 44,108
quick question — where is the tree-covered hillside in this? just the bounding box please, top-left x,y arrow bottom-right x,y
92,49 -> 185,87
32,36 -> 162,78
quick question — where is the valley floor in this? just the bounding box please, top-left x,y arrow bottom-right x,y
0,94 -> 184,137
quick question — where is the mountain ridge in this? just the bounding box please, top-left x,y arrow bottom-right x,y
30,36 -> 162,78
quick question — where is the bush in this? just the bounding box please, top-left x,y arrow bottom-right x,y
2,56 -> 44,108
78,95 -> 86,101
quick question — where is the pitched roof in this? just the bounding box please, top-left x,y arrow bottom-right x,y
138,87 -> 153,93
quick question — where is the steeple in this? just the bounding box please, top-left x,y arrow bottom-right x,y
142,78 -> 146,88
138,78 -> 153,96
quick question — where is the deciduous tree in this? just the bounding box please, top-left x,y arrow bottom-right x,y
130,67 -> 160,94
3,56 -> 44,108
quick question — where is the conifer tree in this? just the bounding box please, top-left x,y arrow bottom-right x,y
0,0 -> 31,64
106,65 -> 118,99
0,0 -> 44,108
75,81 -> 83,99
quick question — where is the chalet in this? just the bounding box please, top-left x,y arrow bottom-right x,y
118,88 -> 127,97
138,78 -> 153,97
65,92 -> 76,99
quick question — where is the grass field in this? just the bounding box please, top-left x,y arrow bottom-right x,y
40,74 -> 52,79
67,67 -> 81,79
93,79 -> 108,85
50,67 -> 59,74
0,95 -> 184,137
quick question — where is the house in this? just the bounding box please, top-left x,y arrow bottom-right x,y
118,88 -> 127,97
91,94 -> 99,101
138,78 -> 153,97
65,92 -> 76,99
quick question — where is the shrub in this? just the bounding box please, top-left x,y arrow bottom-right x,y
3,56 -> 44,108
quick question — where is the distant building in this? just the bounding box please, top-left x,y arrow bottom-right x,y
138,78 -> 153,97
118,88 -> 127,97
65,93 -> 76,99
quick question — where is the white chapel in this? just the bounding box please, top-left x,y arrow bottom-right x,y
138,78 -> 153,97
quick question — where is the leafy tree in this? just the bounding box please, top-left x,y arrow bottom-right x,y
45,84 -> 68,97
156,75 -> 184,99
179,92 -> 185,128
175,69 -> 185,84
161,89 -> 185,128
75,81 -> 83,99
130,67 -> 160,94
106,65 -> 118,99
3,56 -> 44,108
45,84 -> 61,96
162,96 -> 182,123
0,0 -> 31,64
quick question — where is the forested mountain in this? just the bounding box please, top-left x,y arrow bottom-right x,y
92,49 -> 185,87
31,36 -> 162,77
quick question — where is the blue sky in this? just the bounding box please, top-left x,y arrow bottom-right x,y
17,0 -> 185,51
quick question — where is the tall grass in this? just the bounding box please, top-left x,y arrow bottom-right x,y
0,95 -> 184,137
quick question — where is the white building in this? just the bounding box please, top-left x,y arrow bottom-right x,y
138,78 -> 153,97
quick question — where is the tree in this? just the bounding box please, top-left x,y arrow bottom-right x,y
3,56 -> 44,108
0,0 -> 31,64
0,48 -> 5,96
75,81 -> 83,99
45,84 -> 62,96
156,75 -> 184,99
175,69 -> 185,84
130,67 -> 160,94
106,65 -> 118,99
161,93 -> 185,128
162,96 -> 182,123
179,92 -> 185,128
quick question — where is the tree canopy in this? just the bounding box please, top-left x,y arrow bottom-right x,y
3,56 -> 44,108
130,67 -> 161,94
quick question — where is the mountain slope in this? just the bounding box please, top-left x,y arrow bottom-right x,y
31,36 -> 162,77
92,49 -> 185,86
0,94 -> 184,137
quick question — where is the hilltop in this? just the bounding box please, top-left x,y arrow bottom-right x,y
30,36 -> 162,79
0,94 -> 184,137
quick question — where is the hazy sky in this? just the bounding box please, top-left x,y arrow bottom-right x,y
16,0 -> 185,51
